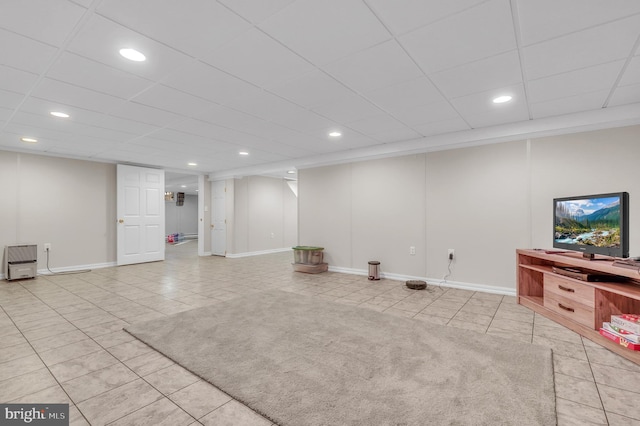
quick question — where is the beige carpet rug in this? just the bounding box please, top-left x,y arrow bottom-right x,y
125,289 -> 556,426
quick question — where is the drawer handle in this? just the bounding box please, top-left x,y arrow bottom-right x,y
558,303 -> 575,313
558,285 -> 575,293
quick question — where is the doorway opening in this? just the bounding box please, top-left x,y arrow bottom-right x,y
165,172 -> 199,260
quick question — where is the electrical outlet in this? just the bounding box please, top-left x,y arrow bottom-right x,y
270,232 -> 275,239
448,249 -> 454,260
409,246 -> 416,255
44,243 -> 51,252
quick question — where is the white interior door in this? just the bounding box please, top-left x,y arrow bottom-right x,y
117,164 -> 165,265
211,180 -> 226,256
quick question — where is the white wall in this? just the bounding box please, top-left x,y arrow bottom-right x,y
0,151 -> 116,271
530,126 -> 640,252
299,125 -> 640,292
229,176 -> 298,255
165,193 -> 198,235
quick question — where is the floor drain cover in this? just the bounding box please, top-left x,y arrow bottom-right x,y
405,280 -> 427,290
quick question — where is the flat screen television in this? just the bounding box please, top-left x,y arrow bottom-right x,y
553,192 -> 629,259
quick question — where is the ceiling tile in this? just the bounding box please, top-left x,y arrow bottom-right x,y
451,84 -> 529,128
0,108 -> 12,122
523,14 -> 640,80
430,50 -> 523,99
517,0 -> 640,46
203,27 -> 314,87
130,84 -> 220,118
399,0 -> 516,74
31,78 -> 124,113
10,111 -> 134,143
608,84 -> 640,108
259,0 -> 391,66
217,0 -> 296,24
107,101 -> 184,127
47,52 -> 155,99
0,89 -> 24,110
0,0 -> 86,47
224,89 -> 303,122
0,29 -> 58,74
3,121 -> 75,144
528,60 -> 624,104
0,65 -> 38,95
365,0 -> 488,35
391,101 -> 461,127
413,118 -> 470,138
97,0 -> 252,57
266,70 -> 353,109
69,0 -> 92,7
162,60 -> 258,106
312,92 -> 384,123
345,114 -> 412,135
67,14 -> 194,82
223,89 -> 338,134
194,106 -> 272,134
619,57 -> 640,87
320,131 -> 380,150
365,77 -> 444,112
369,127 -> 422,144
323,40 -> 423,93
531,90 -> 609,119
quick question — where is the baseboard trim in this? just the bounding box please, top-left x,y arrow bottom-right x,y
226,247 -> 291,258
327,266 -> 515,296
37,261 -> 116,276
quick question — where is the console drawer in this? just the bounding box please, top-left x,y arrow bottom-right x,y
544,289 -> 594,328
545,274 -> 595,307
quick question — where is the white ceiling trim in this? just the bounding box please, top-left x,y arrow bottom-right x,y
209,103 -> 640,180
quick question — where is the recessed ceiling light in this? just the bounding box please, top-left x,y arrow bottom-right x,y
119,48 -> 146,62
239,151 -> 249,156
50,111 -> 70,118
492,95 -> 512,104
181,185 -> 187,188
20,137 -> 38,143
287,170 -> 296,174
187,162 -> 197,166
329,131 -> 342,137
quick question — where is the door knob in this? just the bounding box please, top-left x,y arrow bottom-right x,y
118,219 -> 124,224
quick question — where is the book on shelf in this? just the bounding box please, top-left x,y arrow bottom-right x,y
602,322 -> 640,344
599,327 -> 640,351
611,315 -> 640,335
621,314 -> 640,323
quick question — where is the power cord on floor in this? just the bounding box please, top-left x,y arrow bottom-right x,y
44,248 -> 91,275
439,257 -> 454,285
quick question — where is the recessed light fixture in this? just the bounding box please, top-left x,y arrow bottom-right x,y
328,131 -> 342,137
20,137 -> 38,143
119,48 -> 146,62
181,185 -> 187,188
287,170 -> 296,174
492,95 -> 512,104
50,111 -> 70,118
239,151 -> 249,156
187,162 -> 197,166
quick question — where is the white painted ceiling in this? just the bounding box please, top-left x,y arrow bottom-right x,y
1,0 -> 640,180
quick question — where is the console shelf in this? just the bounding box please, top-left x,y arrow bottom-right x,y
517,249 -> 640,364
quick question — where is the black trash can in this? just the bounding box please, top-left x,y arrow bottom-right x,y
368,261 -> 380,280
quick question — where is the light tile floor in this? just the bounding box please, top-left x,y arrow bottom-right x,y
1,241 -> 640,425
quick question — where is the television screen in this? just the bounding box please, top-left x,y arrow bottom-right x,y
553,192 -> 629,258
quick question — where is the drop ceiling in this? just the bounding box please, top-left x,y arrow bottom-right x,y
1,0 -> 639,179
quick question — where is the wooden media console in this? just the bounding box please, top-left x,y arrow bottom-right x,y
517,249 -> 640,364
